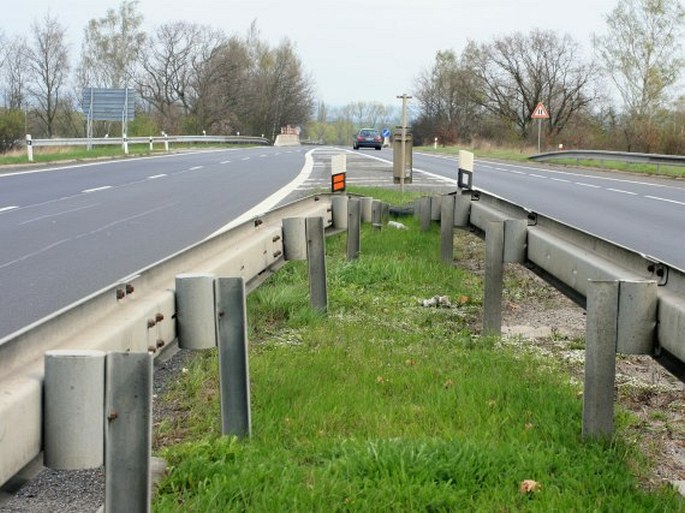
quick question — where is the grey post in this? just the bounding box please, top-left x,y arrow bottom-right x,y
215,277 -> 252,438
360,197 -> 373,223
483,221 -> 504,336
503,219 -> 527,264
331,194 -> 348,230
372,200 -> 382,230
105,351 -> 153,513
440,195 -> 456,264
283,217 -> 307,261
306,216 -> 328,312
175,273 -> 217,350
583,280 -> 619,439
347,197 -> 361,261
419,197 -> 432,232
44,350 -> 106,470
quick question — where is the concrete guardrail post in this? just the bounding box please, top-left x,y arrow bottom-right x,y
430,196 -> 441,221
381,202 -> 390,226
44,350 -> 106,470
331,194 -> 348,230
583,280 -> 619,439
372,200 -> 382,230
583,279 -> 658,439
306,216 -> 328,312
215,277 -> 252,438
440,195 -> 456,264
484,221 -> 504,336
503,219 -> 527,264
418,197 -> 432,232
175,273 -> 217,350
347,198 -> 361,261
360,197 -> 373,223
283,217 -> 307,261
105,351 -> 153,513
453,192 -> 471,227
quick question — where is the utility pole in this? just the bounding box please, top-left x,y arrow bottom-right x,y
397,94 -> 412,193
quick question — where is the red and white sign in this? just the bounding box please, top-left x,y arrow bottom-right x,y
531,102 -> 550,119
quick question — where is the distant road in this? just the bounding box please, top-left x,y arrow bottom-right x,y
408,151 -> 685,271
0,147 -> 310,339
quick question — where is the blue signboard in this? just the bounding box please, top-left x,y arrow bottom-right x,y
381,128 -> 391,138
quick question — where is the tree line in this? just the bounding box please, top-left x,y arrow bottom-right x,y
411,0 -> 685,153
2,0 -> 684,154
0,1 -> 315,151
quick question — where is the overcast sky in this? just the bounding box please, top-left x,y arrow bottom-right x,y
2,0 -> 619,107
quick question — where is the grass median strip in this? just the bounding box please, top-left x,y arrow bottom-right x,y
152,189 -> 684,512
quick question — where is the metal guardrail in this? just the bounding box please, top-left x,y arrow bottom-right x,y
2,186 -> 685,489
23,134 -> 271,161
0,194 -> 333,488
529,149 -> 685,170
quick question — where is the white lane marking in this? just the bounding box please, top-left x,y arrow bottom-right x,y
189,166 -> 203,171
529,174 -> 547,179
575,182 -> 601,189
645,195 -> 685,206
550,178 -> 571,183
82,186 -> 112,193
147,174 -> 167,180
0,238 -> 71,270
259,154 -> 267,158
220,160 -> 231,164
20,203 -> 99,225
241,157 -> 251,161
607,188 -> 637,196
0,206 -> 19,213
207,149 -> 317,238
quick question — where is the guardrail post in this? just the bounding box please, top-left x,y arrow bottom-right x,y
417,197 -> 432,232
215,277 -> 252,438
616,280 -> 658,354
26,134 -> 33,162
306,216 -> 328,312
283,217 -> 307,260
484,221 -> 504,336
175,273 -> 217,350
453,192 -> 471,227
372,200 -> 382,230
331,194 -> 348,230
381,202 -> 389,225
583,280 -> 618,439
105,351 -> 153,513
360,197 -> 373,223
44,350 -> 106,470
440,195 -> 456,263
347,198 -> 361,261
503,219 -> 527,264
164,133 -> 169,152
430,197 -> 441,221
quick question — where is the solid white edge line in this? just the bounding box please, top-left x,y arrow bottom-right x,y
82,185 -> 112,193
206,148 -> 317,238
0,206 -> 19,213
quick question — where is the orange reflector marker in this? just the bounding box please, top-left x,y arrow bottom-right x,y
332,172 -> 346,192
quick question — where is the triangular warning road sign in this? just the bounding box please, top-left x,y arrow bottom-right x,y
531,102 -> 550,119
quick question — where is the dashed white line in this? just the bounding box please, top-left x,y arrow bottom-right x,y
575,182 -> 601,189
607,188 -> 637,196
189,166 -> 203,171
0,206 -> 19,213
550,178 -> 571,183
241,157 -> 251,161
645,195 -> 685,206
82,186 -> 112,193
529,174 -> 547,179
220,160 -> 231,164
147,174 -> 167,180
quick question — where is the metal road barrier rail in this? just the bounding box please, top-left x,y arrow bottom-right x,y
2,187 -> 685,488
529,149 -> 685,170
0,193 -> 332,488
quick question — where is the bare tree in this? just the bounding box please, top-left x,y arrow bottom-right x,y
594,0 -> 685,118
2,36 -> 30,110
342,101 -> 388,130
78,0 -> 146,88
136,21 -> 225,132
415,50 -> 481,143
26,13 -> 69,138
463,30 -> 596,140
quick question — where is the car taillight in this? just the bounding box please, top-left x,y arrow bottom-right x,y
358,136 -> 363,141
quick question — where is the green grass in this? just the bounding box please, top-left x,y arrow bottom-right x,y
152,188 -> 684,512
0,143 -> 255,167
417,145 -> 685,178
